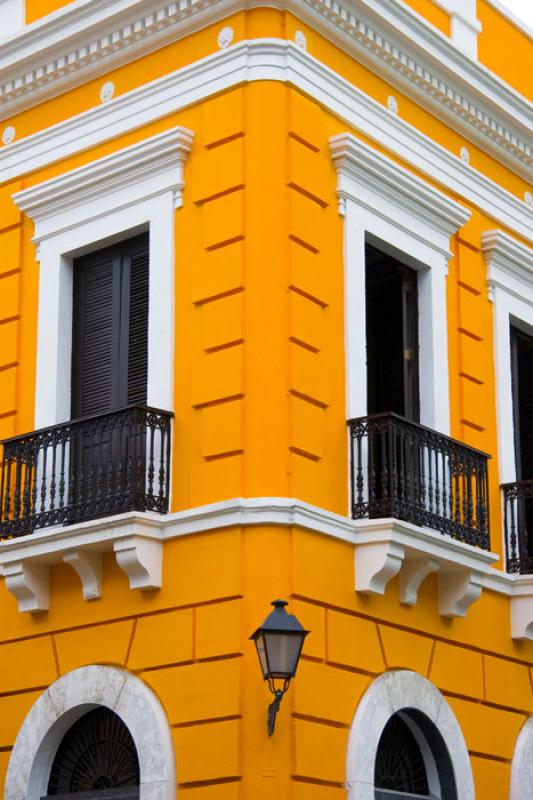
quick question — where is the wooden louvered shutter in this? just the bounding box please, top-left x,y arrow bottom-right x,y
71,234 -> 149,419
71,248 -> 121,419
126,240 -> 149,406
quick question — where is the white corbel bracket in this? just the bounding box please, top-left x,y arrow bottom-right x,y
3,561 -> 50,613
439,568 -> 485,618
114,536 -> 162,590
63,550 -> 102,600
510,577 -> 533,640
355,541 -> 404,594
0,513 -> 165,612
353,518 -> 499,619
400,557 -> 439,606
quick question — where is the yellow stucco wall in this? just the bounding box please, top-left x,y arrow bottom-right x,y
0,524 -> 531,797
477,0 -> 533,101
25,0 -> 72,23
401,0 -> 450,35
0,4 -> 532,798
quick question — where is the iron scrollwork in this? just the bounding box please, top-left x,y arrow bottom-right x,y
348,413 -> 491,550
502,479 -> 533,574
0,405 -> 172,539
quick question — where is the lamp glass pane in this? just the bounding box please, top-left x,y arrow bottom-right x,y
264,633 -> 302,678
255,634 -> 270,678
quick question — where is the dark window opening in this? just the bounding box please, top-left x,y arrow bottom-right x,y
366,244 -> 420,423
511,326 -> 533,481
510,325 -> 533,558
374,710 -> 457,800
68,235 -> 150,522
45,707 -> 139,799
374,714 -> 430,797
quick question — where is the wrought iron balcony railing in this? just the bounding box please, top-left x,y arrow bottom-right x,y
502,479 -> 533,574
348,413 -> 490,549
0,406 -> 172,539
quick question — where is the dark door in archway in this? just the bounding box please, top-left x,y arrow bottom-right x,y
44,707 -> 140,800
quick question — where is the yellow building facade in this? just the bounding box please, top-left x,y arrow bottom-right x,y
0,0 -> 531,798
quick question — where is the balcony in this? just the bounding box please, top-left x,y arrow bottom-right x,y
0,405 -> 172,539
347,414 -> 496,617
348,413 -> 490,548
503,480 -> 533,574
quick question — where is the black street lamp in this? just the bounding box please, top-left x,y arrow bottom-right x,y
250,599 -> 309,736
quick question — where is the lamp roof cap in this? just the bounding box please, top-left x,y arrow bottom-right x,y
250,599 -> 310,639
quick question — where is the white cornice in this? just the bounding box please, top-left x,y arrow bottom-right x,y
0,0 -> 531,179
4,41 -> 529,240
483,229 -> 533,302
12,125 -> 194,234
330,132 -> 470,240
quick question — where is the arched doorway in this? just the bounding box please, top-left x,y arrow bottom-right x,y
346,671 -> 475,800
374,709 -> 458,799
4,665 -> 175,800
45,706 -> 140,797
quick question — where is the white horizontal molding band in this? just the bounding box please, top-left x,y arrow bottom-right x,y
2,40 -> 532,241
0,0 -> 530,177
0,496 -> 517,592
1,497 -> 529,634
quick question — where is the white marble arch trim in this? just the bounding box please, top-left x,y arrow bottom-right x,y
331,132 -> 471,436
510,716 -> 533,799
3,665 -> 176,800
345,670 -> 475,800
11,125 -> 193,430
482,230 -> 533,486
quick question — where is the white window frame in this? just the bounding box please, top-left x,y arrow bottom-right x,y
483,230 -> 533,486
330,133 -> 471,438
345,670 -> 475,800
12,125 -> 193,429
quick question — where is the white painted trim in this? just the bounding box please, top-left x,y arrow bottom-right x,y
1,40 -> 531,241
345,671 -> 475,800
3,665 -> 176,800
0,0 -> 530,178
429,0 -> 481,58
13,126 -> 193,228
510,716 -> 533,799
510,576 -> 533,640
12,126 -> 193,429
331,133 -> 468,435
0,497 -> 524,619
483,230 -> 533,485
0,0 -> 24,41
330,132 -> 471,237
0,495 -> 515,575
